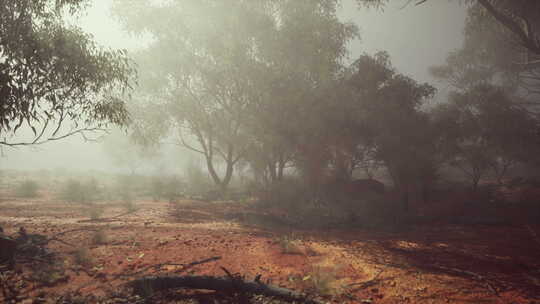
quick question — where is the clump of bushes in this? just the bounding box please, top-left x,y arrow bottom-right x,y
14,180 -> 40,198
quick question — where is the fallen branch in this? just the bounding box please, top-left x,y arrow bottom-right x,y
129,275 -> 323,304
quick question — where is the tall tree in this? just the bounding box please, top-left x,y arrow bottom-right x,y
114,0 -> 358,192
0,0 -> 134,146
347,52 -> 437,211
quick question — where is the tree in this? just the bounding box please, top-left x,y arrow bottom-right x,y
0,0 -> 135,146
436,84 -> 538,189
113,0 -> 358,193
347,52 -> 437,211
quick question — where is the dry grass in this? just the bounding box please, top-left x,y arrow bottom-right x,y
278,234 -> 304,255
302,265 -> 341,296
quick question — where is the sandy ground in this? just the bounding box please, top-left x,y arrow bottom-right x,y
1,195 -> 540,303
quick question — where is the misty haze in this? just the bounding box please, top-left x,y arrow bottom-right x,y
1,1 -> 539,303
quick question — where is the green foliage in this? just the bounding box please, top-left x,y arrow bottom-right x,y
14,180 -> 39,198
113,0 -> 358,191
0,0 -> 134,146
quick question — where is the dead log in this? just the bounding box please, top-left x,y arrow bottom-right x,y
130,275 -> 323,304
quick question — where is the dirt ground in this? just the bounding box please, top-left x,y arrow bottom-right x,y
1,195 -> 540,303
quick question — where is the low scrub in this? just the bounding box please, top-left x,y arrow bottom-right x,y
61,178 -> 100,204
91,230 -> 108,245
73,247 -> 93,266
14,180 -> 39,198
278,234 -> 304,255
86,205 -> 104,220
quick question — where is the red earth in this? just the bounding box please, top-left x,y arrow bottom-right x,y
1,194 -> 540,303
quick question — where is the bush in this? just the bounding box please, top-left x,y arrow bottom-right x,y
73,248 -> 93,266
122,200 -> 139,213
15,180 -> 39,198
87,205 -> 104,220
61,178 -> 100,204
91,230 -> 108,245
254,177 -> 397,230
184,161 -> 212,197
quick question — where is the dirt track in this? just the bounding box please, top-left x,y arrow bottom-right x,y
1,196 -> 540,303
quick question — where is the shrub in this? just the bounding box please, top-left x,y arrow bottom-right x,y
91,230 -> 108,245
278,234 -> 304,255
73,248 -> 93,266
122,200 -> 138,213
150,177 -> 165,201
116,175 -> 136,203
163,175 -> 185,202
87,205 -> 104,220
61,178 -> 100,204
302,265 -> 340,296
15,180 -> 39,198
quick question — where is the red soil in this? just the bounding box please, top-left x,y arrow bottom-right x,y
1,196 -> 539,303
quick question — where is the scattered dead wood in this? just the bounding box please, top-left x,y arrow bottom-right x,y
129,274 -> 324,304
432,265 -> 499,296
77,210 -> 136,223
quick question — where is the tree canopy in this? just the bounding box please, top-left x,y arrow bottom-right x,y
0,0 -> 135,146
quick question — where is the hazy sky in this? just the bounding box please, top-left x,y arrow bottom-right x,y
0,0 -> 467,172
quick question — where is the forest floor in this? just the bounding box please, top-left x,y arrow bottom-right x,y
1,195 -> 540,304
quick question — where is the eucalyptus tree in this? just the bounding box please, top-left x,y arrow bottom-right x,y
436,85 -> 538,188
113,0 -> 358,192
0,0 -> 135,146
347,52 -> 437,211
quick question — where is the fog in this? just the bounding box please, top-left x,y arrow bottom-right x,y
0,0 -> 466,174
